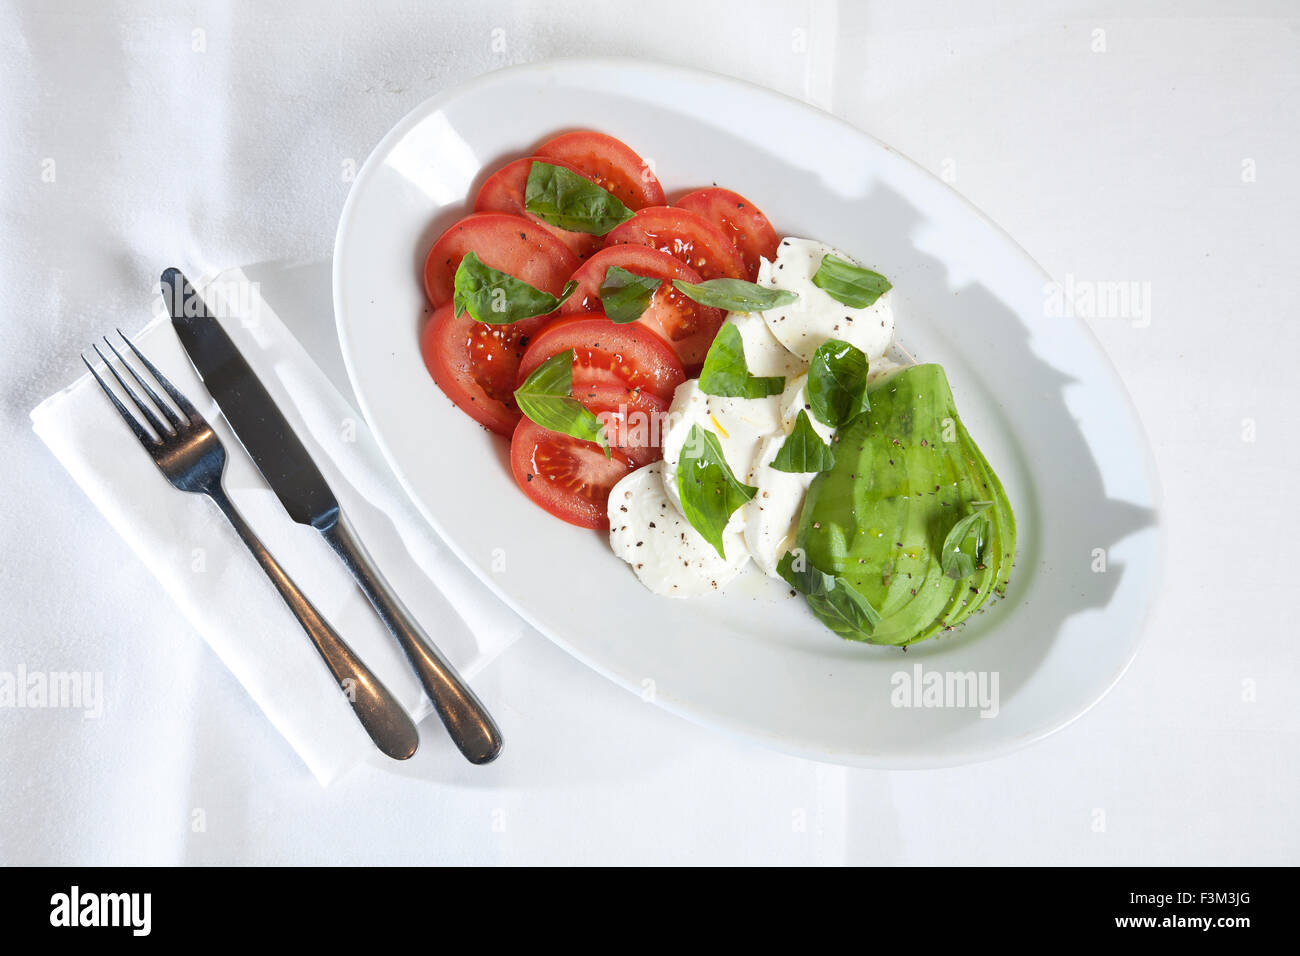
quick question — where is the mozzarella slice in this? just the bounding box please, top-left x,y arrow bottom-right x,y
744,436 -> 816,579
659,379 -> 782,530
608,462 -> 749,597
743,375 -> 835,578
777,372 -> 835,440
756,237 -> 894,362
726,311 -> 807,378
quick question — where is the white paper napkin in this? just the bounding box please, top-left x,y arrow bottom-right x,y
31,266 -> 528,785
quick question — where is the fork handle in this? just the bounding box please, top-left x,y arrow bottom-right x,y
320,513 -> 503,765
206,488 -> 419,761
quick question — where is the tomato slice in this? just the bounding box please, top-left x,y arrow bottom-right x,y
516,315 -> 686,402
510,386 -> 668,529
423,212 -> 578,307
561,245 -> 724,375
533,131 -> 665,211
603,206 -> 747,281
674,188 -> 779,281
473,157 -> 603,261
420,302 -> 548,436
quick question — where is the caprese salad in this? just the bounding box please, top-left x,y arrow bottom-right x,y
420,130 -> 1015,646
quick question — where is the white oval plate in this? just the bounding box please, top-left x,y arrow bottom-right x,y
334,59 -> 1161,767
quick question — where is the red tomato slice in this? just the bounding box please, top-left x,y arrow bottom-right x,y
516,316 -> 686,402
510,386 -> 668,529
588,387 -> 670,468
561,246 -> 724,375
674,188 -> 779,281
533,131 -> 665,211
423,212 -> 578,308
473,157 -> 603,261
603,206 -> 747,281
420,302 -> 549,436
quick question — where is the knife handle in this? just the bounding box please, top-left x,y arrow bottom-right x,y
206,487 -> 420,761
320,512 -> 503,765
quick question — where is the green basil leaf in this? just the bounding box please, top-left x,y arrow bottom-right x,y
513,350 -> 610,458
524,161 -> 634,235
776,550 -> 881,638
807,338 -> 871,427
599,265 -> 661,324
770,410 -> 836,473
453,251 -> 576,324
672,278 -> 798,313
806,581 -> 881,639
811,254 -> 892,308
697,322 -> 785,399
776,549 -> 834,595
676,424 -> 757,559
940,502 -> 992,580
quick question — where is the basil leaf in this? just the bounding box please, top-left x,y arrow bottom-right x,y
672,278 -> 798,313
812,254 -> 892,308
599,265 -> 661,324
524,161 -> 634,235
697,322 -> 785,399
777,550 -> 881,637
807,338 -> 871,427
940,503 -> 992,580
770,410 -> 836,473
676,424 -> 757,559
776,549 -> 831,595
806,580 -> 881,639
453,251 -> 576,324
513,350 -> 610,458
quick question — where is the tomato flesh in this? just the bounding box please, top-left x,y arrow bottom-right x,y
603,206 -> 747,281
421,302 -> 547,436
534,130 -> 665,211
423,212 -> 578,307
585,386 -> 670,467
674,187 -> 779,281
510,386 -> 668,529
561,245 -> 724,375
516,315 -> 686,402
473,157 -> 603,260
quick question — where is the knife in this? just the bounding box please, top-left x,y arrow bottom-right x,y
162,268 -> 503,764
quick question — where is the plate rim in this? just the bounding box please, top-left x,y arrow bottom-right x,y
333,55 -> 1165,768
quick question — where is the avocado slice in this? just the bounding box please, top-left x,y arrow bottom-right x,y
793,364 -> 1016,646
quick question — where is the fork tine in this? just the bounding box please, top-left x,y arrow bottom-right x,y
92,342 -> 171,438
102,335 -> 183,430
116,329 -> 201,421
83,354 -> 158,446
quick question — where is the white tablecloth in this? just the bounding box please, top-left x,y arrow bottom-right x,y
2,0 -> 1296,865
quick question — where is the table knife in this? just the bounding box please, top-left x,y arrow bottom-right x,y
162,268 -> 503,764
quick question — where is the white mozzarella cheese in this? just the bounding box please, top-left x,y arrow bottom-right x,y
756,237 -> 894,362
743,436 -> 818,579
608,462 -> 749,597
726,311 -> 807,378
659,379 -> 783,530
743,375 -> 836,578
777,372 -> 835,440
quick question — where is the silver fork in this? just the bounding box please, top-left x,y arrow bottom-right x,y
84,331 -> 419,761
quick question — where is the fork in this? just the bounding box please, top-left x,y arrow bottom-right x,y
84,331 -> 420,761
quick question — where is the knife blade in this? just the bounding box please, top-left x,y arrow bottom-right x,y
162,268 -> 338,529
162,267 -> 503,764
